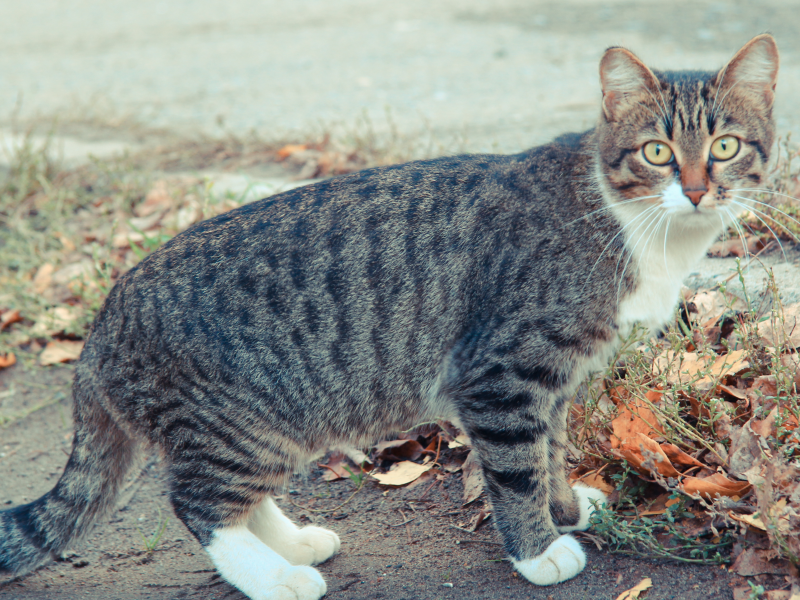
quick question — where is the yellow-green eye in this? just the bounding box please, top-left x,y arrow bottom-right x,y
642,141 -> 674,166
710,136 -> 740,161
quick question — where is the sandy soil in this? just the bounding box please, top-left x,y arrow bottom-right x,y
0,363 -> 758,600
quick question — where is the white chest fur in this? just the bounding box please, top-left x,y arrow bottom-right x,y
612,181 -> 725,334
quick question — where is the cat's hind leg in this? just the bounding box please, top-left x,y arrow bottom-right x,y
168,455 -> 327,600
247,497 -> 341,566
206,525 -> 327,600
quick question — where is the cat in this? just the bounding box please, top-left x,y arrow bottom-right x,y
0,34 -> 779,600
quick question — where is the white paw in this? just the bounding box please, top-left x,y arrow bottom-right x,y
513,534 -> 586,586
282,526 -> 341,566
206,525 -> 328,600
557,483 -> 607,533
269,565 -> 327,600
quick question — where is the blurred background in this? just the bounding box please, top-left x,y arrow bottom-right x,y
2,0 -> 799,157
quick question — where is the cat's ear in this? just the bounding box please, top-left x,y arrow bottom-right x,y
716,34 -> 779,109
599,48 -> 660,122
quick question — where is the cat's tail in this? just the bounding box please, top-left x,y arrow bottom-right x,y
0,369 -> 140,577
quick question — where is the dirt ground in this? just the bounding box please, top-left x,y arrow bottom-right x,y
0,362 -> 767,600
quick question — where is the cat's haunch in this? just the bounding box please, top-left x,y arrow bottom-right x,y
0,34 -> 779,599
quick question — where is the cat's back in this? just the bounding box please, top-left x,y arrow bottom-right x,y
83,133 -> 609,399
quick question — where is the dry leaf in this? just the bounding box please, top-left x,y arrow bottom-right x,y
33,263 -> 55,294
40,340 -> 85,366
276,144 -> 308,161
610,392 -> 664,449
318,451 -> 355,481
615,577 -> 652,600
370,461 -> 432,486
728,421 -> 768,478
30,306 -> 84,337
729,511 -> 767,531
618,433 -> 680,478
461,450 -> 485,504
732,547 -> 793,576
780,353 -> 800,388
448,433 -> 470,449
708,237 -> 763,258
680,473 -> 751,499
654,350 -> 749,391
758,303 -> 800,349
573,472 -> 614,495
373,439 -> 424,463
689,290 -> 729,324
0,353 -> 16,369
0,309 -> 22,330
467,509 -> 492,532
659,443 -> 705,469
136,180 -> 173,217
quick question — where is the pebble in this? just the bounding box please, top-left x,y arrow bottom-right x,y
442,583 -> 453,588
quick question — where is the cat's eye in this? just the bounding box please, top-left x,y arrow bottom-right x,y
710,136 -> 740,161
642,141 -> 673,166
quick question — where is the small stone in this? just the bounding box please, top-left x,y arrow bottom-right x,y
442,583 -> 453,588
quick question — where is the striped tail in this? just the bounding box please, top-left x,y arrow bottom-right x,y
0,371 -> 139,576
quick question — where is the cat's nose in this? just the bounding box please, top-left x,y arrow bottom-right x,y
683,188 -> 706,206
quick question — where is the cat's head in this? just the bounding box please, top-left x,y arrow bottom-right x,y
595,34 -> 779,233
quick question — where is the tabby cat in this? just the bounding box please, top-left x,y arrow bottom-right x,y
0,35 -> 779,599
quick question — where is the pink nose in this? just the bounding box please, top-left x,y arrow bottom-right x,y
684,188 -> 706,206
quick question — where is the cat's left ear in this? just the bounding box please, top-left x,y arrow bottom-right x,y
599,47 -> 661,122
716,34 -> 779,109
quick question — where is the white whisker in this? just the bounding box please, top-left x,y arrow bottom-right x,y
729,188 -> 800,205
721,205 -> 754,264
564,195 -> 659,226
730,200 -> 796,258
662,215 -> 673,281
730,196 -> 800,241
615,208 -> 663,302
580,204 -> 661,293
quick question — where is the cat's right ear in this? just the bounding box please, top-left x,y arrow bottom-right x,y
599,48 -> 658,122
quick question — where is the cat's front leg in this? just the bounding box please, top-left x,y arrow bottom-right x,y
458,390 -> 588,586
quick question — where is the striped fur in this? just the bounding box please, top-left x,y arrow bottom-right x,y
0,35 -> 778,597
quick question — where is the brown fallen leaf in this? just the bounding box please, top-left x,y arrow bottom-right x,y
660,443 -> 705,470
30,306 -> 84,337
373,439 -> 424,463
370,460 -> 432,486
461,450 -> 485,505
654,350 -> 750,391
0,353 -> 16,369
618,433 -> 680,478
708,236 -> 763,258
448,433 -> 470,449
0,309 -> 22,330
731,547 -> 793,576
276,144 -> 309,161
318,451 -> 355,482
680,472 -> 751,499
33,263 -> 55,294
467,508 -> 492,532
610,392 -> 665,449
40,340 -> 85,366
758,303 -> 800,349
615,577 -> 652,600
571,471 -> 614,495
135,180 -> 173,217
729,511 -> 767,531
